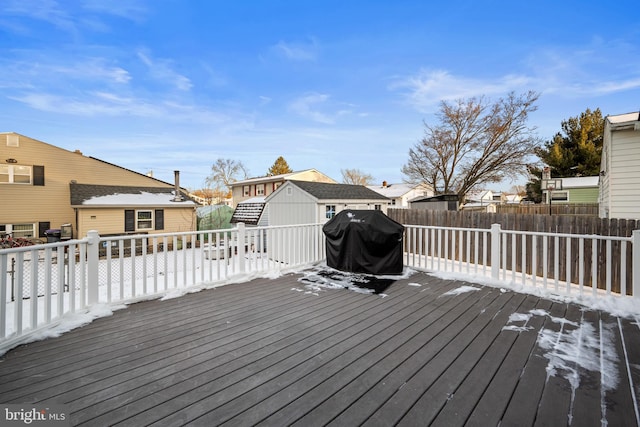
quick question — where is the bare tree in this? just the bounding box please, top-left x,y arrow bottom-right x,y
402,91 -> 540,200
341,168 -> 374,185
206,158 -> 248,193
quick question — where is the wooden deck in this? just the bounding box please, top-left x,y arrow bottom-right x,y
1,271 -> 639,426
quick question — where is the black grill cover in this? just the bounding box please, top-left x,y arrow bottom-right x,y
323,210 -> 404,275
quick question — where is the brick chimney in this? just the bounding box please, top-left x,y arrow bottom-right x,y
382,180 -> 388,188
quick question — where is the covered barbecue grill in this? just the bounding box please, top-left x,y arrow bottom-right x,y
322,210 -> 404,275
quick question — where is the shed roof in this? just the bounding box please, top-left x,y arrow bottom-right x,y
560,176 -> 599,188
606,111 -> 640,124
285,180 -> 389,201
70,183 -> 197,207
230,197 -> 266,225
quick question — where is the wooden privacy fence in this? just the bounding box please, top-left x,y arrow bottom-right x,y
390,209 -> 640,296
496,203 -> 599,216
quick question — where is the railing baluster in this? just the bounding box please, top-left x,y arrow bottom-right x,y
30,249 -> 38,329
554,236 -> 559,292
592,238 -> 598,296
0,255 -> 7,338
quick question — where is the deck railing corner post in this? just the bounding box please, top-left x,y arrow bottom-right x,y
632,229 -> 640,298
86,230 -> 100,305
491,223 -> 501,280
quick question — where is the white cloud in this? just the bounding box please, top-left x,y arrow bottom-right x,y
391,69 -> 534,112
137,50 -> 193,91
288,93 -> 334,124
81,0 -> 147,22
9,91 -> 236,125
272,39 -> 319,61
4,0 -> 76,33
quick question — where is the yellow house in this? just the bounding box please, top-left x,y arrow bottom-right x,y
1,132 -> 197,240
231,169 -> 336,207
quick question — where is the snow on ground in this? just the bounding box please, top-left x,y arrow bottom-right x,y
295,266 -> 415,295
440,285 -> 480,297
503,308 -> 621,425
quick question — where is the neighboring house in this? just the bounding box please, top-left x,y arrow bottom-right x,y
542,176 -> 599,204
503,194 -> 522,204
599,111 -> 640,219
460,190 -> 494,210
265,180 -> 390,226
231,169 -> 336,207
71,183 -> 198,237
230,197 -> 268,226
366,181 -> 434,208
1,132 -> 197,239
464,190 -> 494,205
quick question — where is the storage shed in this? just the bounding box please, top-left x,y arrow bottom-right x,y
323,210 -> 404,275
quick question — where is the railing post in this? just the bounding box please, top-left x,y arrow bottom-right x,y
633,229 -> 640,298
237,223 -> 246,273
491,223 -> 501,280
87,230 -> 100,305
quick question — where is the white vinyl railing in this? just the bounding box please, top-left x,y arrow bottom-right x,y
1,221 -> 639,354
403,223 -> 640,299
0,223 -> 325,352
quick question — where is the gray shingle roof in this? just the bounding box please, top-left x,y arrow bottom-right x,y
288,180 -> 390,201
70,183 -> 195,206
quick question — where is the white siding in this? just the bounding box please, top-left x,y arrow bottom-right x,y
609,129 -> 640,219
267,184 -> 318,225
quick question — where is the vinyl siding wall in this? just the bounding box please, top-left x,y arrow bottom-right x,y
1,133 -> 181,237
76,207 -> 195,237
609,129 -> 640,219
565,187 -> 599,203
266,185 -> 318,225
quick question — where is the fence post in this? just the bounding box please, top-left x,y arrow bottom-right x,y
491,223 -> 501,280
237,223 -> 246,273
633,230 -> 640,298
86,230 -> 100,305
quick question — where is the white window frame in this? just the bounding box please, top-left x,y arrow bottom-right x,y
325,205 -> 336,219
136,210 -> 153,230
0,164 -> 32,184
256,184 -> 265,196
547,191 -> 569,203
1,223 -> 36,238
243,186 -> 250,197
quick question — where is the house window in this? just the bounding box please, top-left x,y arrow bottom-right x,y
374,204 -> 382,210
547,191 -> 569,203
326,205 -> 336,219
243,186 -> 250,196
391,199 -> 396,205
1,223 -> 36,238
0,164 -> 32,184
274,182 -> 282,191
256,184 -> 265,196
6,134 -> 19,147
137,210 -> 153,230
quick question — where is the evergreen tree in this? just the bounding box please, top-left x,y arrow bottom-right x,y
267,156 -> 293,176
535,108 -> 604,177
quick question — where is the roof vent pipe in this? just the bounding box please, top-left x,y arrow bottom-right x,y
173,170 -> 183,202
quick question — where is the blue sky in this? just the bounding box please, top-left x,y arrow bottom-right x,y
2,1 -> 639,190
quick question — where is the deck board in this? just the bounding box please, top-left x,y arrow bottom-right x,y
0,271 -> 638,427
